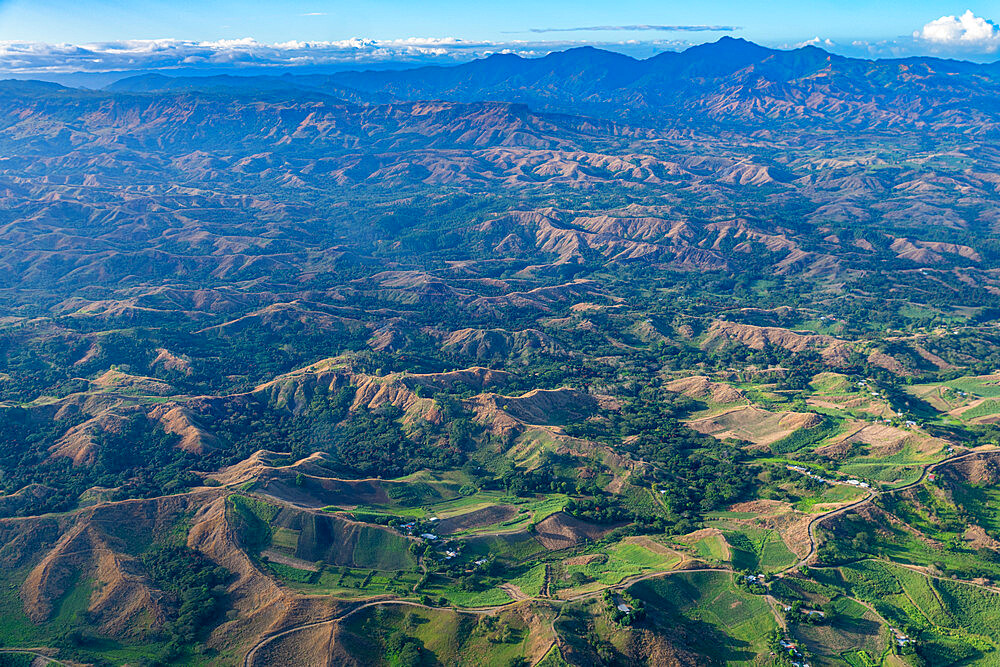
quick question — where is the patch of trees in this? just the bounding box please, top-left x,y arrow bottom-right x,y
204,390 -> 467,479
141,544 -> 232,661
602,590 -> 645,626
565,385 -> 754,532
0,411 -> 198,517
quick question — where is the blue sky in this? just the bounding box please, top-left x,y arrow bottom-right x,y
0,1 -> 998,75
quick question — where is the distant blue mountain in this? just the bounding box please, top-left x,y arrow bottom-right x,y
102,37 -> 1000,132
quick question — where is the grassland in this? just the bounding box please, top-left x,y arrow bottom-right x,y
630,571 -> 778,665
821,560 -> 1000,664
944,376 -> 1000,399
792,595 -> 886,666
796,483 -> 868,512
345,489 -> 567,536
338,603 -> 545,666
960,399 -> 1000,421
550,539 -> 681,596
508,563 -> 547,597
692,532 -> 730,563
421,576 -> 515,607
463,532 -> 547,564
723,528 -> 797,572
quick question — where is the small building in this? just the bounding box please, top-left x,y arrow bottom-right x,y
420,533 -> 438,540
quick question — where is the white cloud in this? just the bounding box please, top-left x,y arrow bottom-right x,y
519,25 -> 739,33
794,36 -> 836,49
914,10 -> 1000,51
0,37 -> 698,75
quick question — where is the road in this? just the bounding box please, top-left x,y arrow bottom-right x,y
242,567 -> 732,666
784,446 -> 999,573
11,445 -> 998,666
242,599 -> 498,667
243,447 -> 1000,666
0,648 -> 71,666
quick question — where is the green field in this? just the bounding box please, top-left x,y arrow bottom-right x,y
945,376 -> 1000,398
508,564 -> 547,597
693,533 -> 730,562
769,418 -> 843,455
348,490 -> 567,536
724,528 -> 797,572
839,462 -> 924,486
464,532 -> 547,564
422,574 -> 515,607
280,567 -> 421,597
793,595 -> 885,665
338,603 -> 541,666
350,526 -> 417,570
565,541 -> 679,586
630,571 -> 778,665
960,399 -> 1000,421
833,560 -> 1000,663
809,373 -> 853,394
796,483 -> 868,512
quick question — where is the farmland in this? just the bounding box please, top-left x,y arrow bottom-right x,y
630,571 -> 779,665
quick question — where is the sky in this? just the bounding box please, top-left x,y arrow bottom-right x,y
0,1 -> 998,77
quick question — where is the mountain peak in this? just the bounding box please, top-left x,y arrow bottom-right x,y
685,36 -> 775,58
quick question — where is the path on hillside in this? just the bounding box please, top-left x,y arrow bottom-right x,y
242,566 -> 732,667
244,448 -> 1000,666
0,648 -> 71,666
10,442 -> 995,665
783,447 -> 999,573
242,599 -> 499,667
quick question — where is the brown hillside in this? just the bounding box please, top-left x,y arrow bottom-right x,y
664,375 -> 746,403
688,406 -> 821,446
533,511 -> 617,550
435,505 -> 519,534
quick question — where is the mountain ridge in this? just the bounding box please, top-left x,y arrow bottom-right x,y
86,37 -> 1000,134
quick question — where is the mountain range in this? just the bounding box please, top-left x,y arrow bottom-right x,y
103,37 -> 1000,133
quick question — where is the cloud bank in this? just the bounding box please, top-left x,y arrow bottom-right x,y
0,36 -> 695,75
519,25 -> 739,33
1,12 -> 999,78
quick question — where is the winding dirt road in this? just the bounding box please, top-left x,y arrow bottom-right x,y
243,447 -> 1000,666
241,567 -> 732,666
784,447 -> 999,573
242,599 -> 501,667
0,648 -> 71,666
